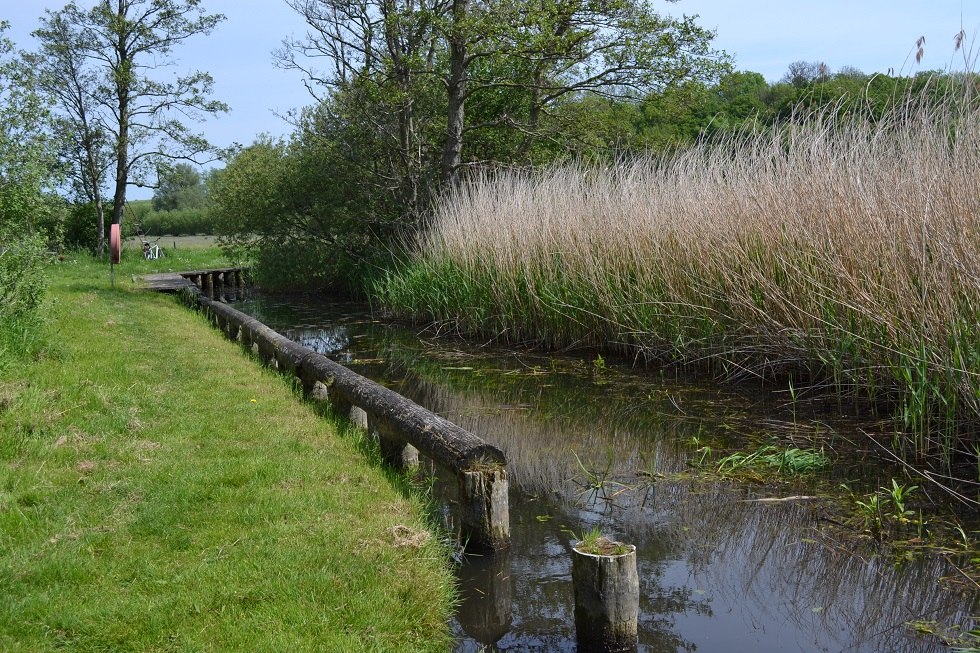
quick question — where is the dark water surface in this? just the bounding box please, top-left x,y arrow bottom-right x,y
232,293 -> 977,653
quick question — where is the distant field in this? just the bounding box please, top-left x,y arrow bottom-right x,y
125,234 -> 218,249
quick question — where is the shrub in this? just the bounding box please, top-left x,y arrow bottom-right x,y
0,232 -> 48,367
0,232 -> 47,323
138,207 -> 213,236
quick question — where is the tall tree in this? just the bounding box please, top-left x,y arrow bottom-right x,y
278,0 -> 727,196
152,162 -> 206,211
439,0 -> 726,179
27,11 -> 111,252
0,22 -> 62,237
31,0 -> 228,248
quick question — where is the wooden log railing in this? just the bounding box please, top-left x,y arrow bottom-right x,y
177,286 -> 510,552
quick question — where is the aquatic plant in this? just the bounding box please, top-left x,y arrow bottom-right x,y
851,478 -> 929,540
571,450 -> 633,502
854,491 -> 888,538
716,444 -> 830,476
572,526 -> 630,556
882,479 -> 919,524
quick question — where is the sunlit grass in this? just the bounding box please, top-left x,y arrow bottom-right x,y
0,255 -> 454,652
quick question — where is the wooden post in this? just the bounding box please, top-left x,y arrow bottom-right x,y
349,405 -> 368,429
205,272 -> 214,298
377,428 -> 420,470
572,538 -> 639,652
458,467 -> 509,552
236,269 -> 245,287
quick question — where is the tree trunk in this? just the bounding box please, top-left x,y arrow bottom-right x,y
111,0 -> 129,228
441,0 -> 469,185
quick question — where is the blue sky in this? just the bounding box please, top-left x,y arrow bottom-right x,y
4,1 -> 979,154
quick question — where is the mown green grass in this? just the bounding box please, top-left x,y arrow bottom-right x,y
0,254 -> 454,652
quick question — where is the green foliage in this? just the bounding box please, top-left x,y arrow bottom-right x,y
716,445 -> 830,476
0,22 -> 64,246
0,234 -> 47,321
139,207 -> 213,236
0,233 -> 49,368
62,203 -> 98,251
152,162 -> 207,212
852,480 -> 923,539
211,111 -> 399,292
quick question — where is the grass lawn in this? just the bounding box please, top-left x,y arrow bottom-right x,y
0,251 -> 455,652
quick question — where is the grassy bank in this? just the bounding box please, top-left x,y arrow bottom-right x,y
375,97 -> 980,491
0,252 -> 454,652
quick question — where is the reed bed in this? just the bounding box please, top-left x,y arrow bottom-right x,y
375,97 -> 980,479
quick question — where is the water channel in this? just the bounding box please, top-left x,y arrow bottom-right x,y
231,292 -> 977,653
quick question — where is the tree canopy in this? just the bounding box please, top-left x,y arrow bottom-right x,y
152,162 -> 206,212
29,0 -> 228,251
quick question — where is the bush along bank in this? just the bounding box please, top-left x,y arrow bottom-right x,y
374,97 -> 980,498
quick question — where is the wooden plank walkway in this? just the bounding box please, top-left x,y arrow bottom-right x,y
136,267 -> 246,293
139,272 -> 196,292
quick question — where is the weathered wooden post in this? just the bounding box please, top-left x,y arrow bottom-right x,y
375,424 -> 420,470
458,467 -> 509,552
205,272 -> 215,298
349,405 -> 368,430
572,535 -> 639,652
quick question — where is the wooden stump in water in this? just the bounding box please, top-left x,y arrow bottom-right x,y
458,468 -> 509,552
572,537 -> 639,652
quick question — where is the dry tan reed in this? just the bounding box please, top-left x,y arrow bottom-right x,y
378,96 -> 980,468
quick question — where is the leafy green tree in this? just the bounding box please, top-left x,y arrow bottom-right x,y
30,0 -> 228,252
0,22 -> 62,239
0,22 -> 59,340
27,9 -> 112,253
279,0 -> 728,190
152,162 -> 206,212
212,104 -> 401,292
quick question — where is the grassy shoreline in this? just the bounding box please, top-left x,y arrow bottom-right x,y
0,252 -> 454,652
374,99 -> 980,494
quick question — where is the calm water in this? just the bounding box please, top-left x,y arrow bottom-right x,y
231,293 -> 978,653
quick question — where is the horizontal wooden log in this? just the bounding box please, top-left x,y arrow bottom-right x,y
199,298 -> 504,472
299,352 -> 504,471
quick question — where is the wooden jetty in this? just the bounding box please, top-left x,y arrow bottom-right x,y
138,267 -> 246,294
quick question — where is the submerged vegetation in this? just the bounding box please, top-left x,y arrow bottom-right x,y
375,94 -> 980,496
716,445 -> 830,477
